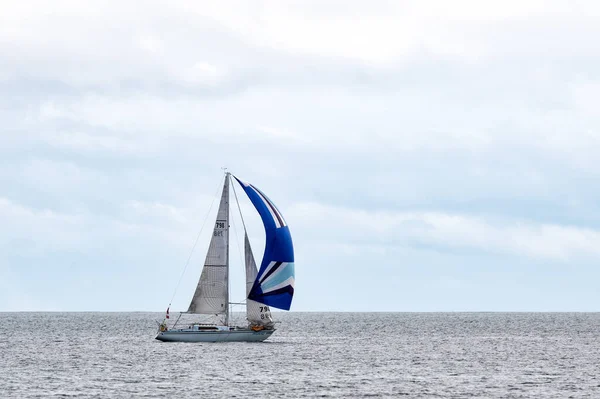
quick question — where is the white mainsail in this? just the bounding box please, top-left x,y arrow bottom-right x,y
187,174 -> 229,318
244,233 -> 273,326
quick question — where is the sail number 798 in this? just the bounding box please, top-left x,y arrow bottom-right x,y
259,306 -> 270,319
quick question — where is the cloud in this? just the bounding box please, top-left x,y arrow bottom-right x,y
2,0 -> 599,94
288,202 -> 600,261
2,1 -> 600,310
180,1 -> 588,63
0,192 -> 210,257
0,196 -> 86,251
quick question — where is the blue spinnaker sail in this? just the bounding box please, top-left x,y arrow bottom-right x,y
233,175 -> 295,311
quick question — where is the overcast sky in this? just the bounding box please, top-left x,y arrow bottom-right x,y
1,1 -> 600,311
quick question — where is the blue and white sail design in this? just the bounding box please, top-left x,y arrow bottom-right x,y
233,176 -> 295,311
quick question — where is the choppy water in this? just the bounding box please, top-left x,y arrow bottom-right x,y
1,312 -> 599,398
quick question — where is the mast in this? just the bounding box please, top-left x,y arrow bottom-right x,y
224,171 -> 230,326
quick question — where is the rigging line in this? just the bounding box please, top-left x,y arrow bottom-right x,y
230,177 -> 247,233
230,178 -> 251,307
229,201 -> 246,307
172,312 -> 183,329
166,173 -> 225,309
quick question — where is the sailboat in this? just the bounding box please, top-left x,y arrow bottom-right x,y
155,172 -> 295,342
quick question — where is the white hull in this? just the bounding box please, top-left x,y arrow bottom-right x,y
156,328 -> 274,343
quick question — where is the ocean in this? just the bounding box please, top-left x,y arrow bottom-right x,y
1,312 -> 599,398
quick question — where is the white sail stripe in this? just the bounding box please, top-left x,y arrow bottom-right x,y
255,186 -> 287,227
260,261 -> 291,286
260,194 -> 286,227
262,276 -> 295,294
249,185 -> 283,228
257,261 -> 278,282
250,185 -> 281,228
264,196 -> 287,227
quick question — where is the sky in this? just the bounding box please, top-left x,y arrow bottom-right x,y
1,0 -> 600,312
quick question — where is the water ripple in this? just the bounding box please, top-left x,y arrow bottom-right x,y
1,312 -> 599,398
